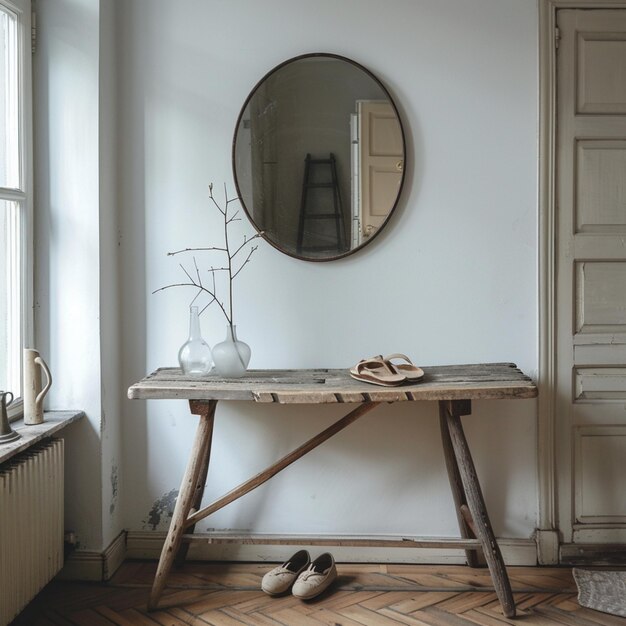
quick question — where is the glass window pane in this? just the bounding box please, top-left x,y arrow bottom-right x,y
0,6 -> 19,189
0,199 -> 22,397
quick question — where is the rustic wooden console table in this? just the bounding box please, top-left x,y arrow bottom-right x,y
128,363 -> 536,617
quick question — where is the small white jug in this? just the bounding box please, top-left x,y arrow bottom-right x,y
23,349 -> 52,425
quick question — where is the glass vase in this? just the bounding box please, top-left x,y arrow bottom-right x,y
211,324 -> 251,378
178,306 -> 212,375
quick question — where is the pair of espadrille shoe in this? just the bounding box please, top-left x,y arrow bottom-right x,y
261,550 -> 337,600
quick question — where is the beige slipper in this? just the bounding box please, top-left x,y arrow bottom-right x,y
261,549 -> 311,596
292,552 -> 337,600
349,357 -> 407,386
384,353 -> 425,382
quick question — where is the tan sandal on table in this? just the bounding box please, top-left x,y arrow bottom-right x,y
383,353 -> 425,382
349,357 -> 407,386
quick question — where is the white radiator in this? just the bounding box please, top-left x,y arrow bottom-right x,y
0,439 -> 64,625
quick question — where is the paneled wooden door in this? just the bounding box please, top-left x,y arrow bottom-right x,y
357,101 -> 403,242
556,9 -> 626,550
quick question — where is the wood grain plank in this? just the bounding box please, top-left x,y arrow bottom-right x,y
168,607 -> 216,625
305,591 -> 386,611
462,608 -> 515,626
377,608 -> 434,626
435,592 -> 500,613
182,591 -> 265,613
245,612 -> 294,626
149,407 -> 216,610
267,607 -> 328,626
128,364 -> 537,403
412,607 -> 486,626
228,591 -> 304,614
148,610 -> 194,626
66,609 -> 120,626
443,407 -> 515,618
96,606 -> 161,626
389,592 -> 459,613
18,564 -> 605,626
311,608 -> 375,626
197,609 -> 248,625
181,533 -> 481,549
338,604 -> 415,625
361,593 -> 423,611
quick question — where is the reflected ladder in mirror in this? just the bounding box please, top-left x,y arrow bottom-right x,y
296,153 -> 347,255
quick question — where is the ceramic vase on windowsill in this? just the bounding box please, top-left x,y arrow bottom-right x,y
211,324 -> 251,378
178,306 -> 212,375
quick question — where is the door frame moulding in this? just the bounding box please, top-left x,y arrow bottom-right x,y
537,0 -> 626,565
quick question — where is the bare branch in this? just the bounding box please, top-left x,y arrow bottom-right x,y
193,256 -> 201,286
210,197 -> 226,216
180,263 -> 194,283
168,246 -> 227,256
231,232 -> 263,258
189,288 -> 202,306
199,299 -> 215,316
208,184 -> 225,215
232,244 -> 258,280
157,182 -> 262,327
153,282 -> 230,324
152,282 -> 202,296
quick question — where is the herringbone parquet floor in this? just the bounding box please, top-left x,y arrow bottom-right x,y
13,561 -> 618,626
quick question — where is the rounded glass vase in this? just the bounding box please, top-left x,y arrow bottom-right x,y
212,325 -> 251,378
178,306 -> 212,375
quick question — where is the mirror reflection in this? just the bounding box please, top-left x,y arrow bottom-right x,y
233,54 -> 405,261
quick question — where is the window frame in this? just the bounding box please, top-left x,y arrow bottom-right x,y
0,0 -> 33,421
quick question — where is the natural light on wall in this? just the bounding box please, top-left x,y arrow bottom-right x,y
0,0 -> 28,406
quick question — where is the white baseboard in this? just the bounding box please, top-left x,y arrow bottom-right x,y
57,530 -> 127,582
126,531 -> 538,566
56,530 -> 538,581
103,529 -> 128,580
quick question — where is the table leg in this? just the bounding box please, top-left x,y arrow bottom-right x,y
175,400 -> 217,567
442,401 -> 516,618
147,400 -> 217,611
438,400 -> 480,568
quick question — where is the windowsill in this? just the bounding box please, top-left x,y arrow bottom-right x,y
0,410 -> 85,465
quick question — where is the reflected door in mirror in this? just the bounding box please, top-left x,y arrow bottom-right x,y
356,101 -> 403,246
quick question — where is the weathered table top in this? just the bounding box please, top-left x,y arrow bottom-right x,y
128,363 -> 536,404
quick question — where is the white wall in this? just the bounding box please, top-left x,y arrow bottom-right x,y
117,0 -> 539,550
34,0 -> 123,552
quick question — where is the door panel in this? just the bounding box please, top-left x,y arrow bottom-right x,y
578,34 -> 626,113
556,9 -> 626,546
575,367 -> 626,402
358,101 -> 403,240
575,426 -> 626,523
576,140 -> 626,233
575,261 -> 626,332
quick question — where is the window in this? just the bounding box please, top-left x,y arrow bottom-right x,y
0,0 -> 32,419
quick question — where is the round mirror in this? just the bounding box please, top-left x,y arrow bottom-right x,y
233,53 -> 406,262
